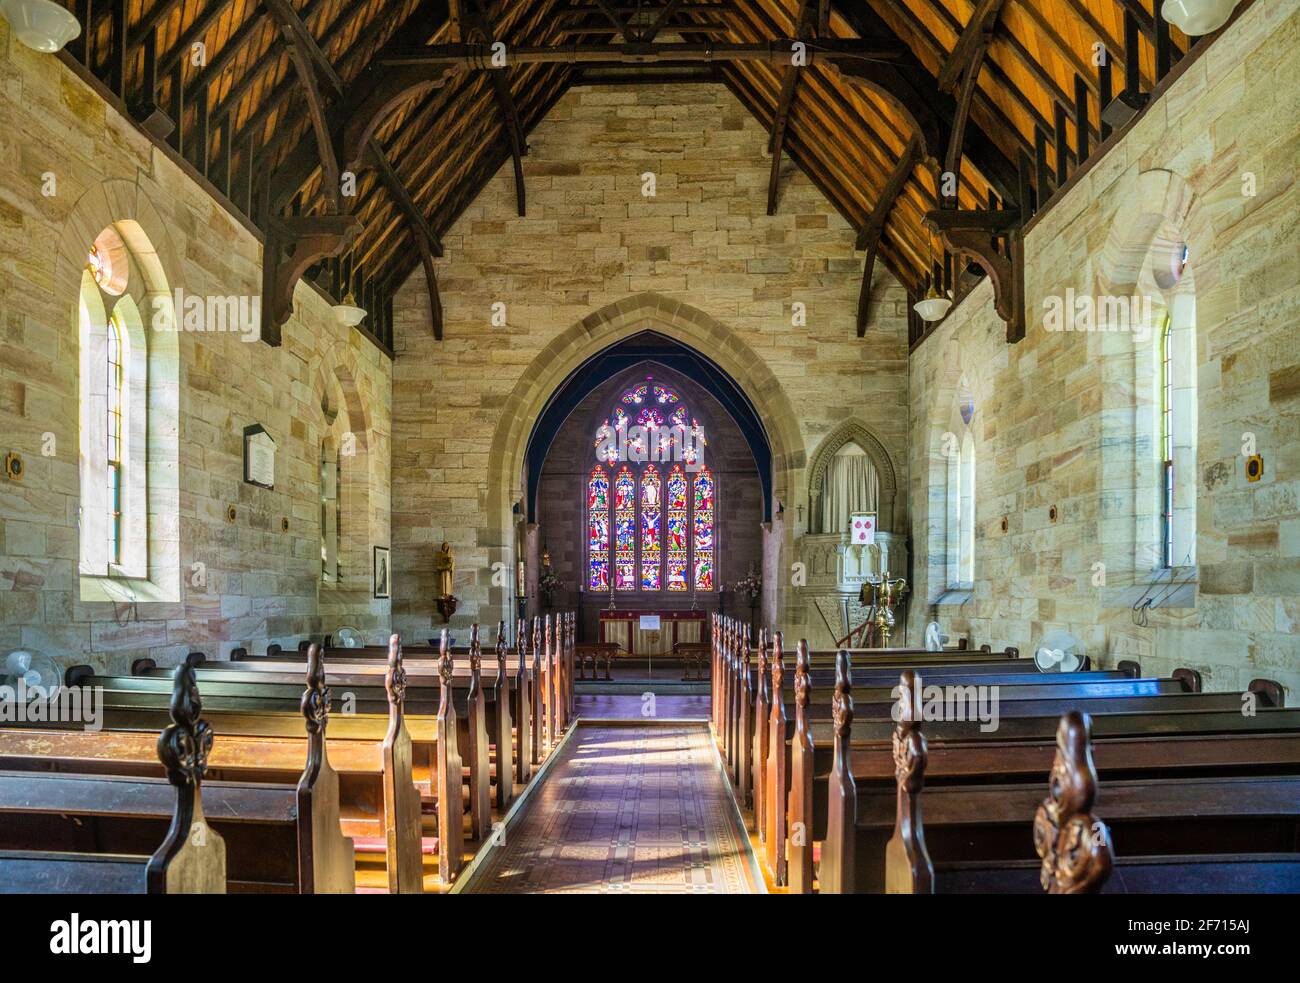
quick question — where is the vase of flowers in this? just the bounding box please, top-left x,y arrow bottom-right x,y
539,566 -> 565,611
732,569 -> 762,639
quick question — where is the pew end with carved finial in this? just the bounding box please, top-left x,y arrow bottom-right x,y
1034,711 -> 1114,895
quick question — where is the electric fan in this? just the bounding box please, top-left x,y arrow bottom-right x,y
1033,630 -> 1084,673
923,621 -> 949,652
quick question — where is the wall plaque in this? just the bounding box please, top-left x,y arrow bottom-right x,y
243,424 -> 275,489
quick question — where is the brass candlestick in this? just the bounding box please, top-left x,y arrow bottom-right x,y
865,570 -> 907,646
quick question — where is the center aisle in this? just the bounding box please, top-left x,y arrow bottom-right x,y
458,716 -> 763,894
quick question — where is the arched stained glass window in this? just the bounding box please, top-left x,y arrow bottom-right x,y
587,466 -> 611,590
613,466 -> 636,590
692,467 -> 715,591
665,465 -> 689,591
586,377 -> 717,594
640,466 -> 661,590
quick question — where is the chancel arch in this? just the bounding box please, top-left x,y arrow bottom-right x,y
482,294 -> 805,635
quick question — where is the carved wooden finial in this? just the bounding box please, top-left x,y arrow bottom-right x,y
544,613 -> 553,656
517,618 -> 529,658
892,670 -> 925,794
1034,711 -> 1113,894
497,620 -> 508,657
386,634 -> 407,713
469,622 -> 482,672
531,616 -> 541,663
157,652 -> 214,789
770,630 -> 785,689
886,669 -> 933,893
301,642 -> 330,736
438,628 -> 453,688
832,649 -> 853,740
794,639 -> 810,712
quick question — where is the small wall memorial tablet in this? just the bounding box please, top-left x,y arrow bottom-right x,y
243,425 -> 275,489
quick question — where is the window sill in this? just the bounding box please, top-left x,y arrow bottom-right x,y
933,587 -> 974,607
79,573 -> 178,604
1108,566 -> 1198,610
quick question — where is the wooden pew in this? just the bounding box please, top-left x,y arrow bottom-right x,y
149,630 -> 533,839
821,664 -> 1300,893
0,658 -> 225,894
2,647 -> 354,893
13,640 -> 428,892
250,610 -> 577,753
127,623 -> 551,858
752,637 -> 1280,888
888,706 -> 1300,894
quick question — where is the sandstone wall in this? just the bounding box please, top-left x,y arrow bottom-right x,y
392,83 -> 910,642
906,0 -> 1300,696
0,30 -> 392,675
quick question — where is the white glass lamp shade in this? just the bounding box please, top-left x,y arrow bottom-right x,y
333,295 -> 367,328
913,293 -> 952,323
1160,0 -> 1237,36
1,0 -> 82,53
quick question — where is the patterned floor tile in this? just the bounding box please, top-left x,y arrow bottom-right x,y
461,724 -> 759,894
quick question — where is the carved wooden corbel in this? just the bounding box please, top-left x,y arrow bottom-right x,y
260,214 -> 362,346
923,206 -> 1026,343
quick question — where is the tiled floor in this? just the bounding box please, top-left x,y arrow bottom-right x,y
460,723 -> 760,894
574,693 -> 711,719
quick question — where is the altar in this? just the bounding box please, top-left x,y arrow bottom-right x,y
598,610 -> 707,658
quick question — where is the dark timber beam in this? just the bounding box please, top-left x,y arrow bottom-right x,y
265,0 -> 342,212
766,0 -> 815,215
379,39 -> 905,67
465,0 -> 528,217
937,0 -> 1007,93
831,1 -> 1021,210
923,207 -> 1025,343
593,0 -> 635,41
856,136 -> 920,336
942,23 -> 992,202
261,214 -> 362,346
365,139 -> 445,339
640,0 -> 687,42
267,2 -> 452,215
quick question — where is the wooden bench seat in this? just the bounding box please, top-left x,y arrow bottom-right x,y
0,645 -> 354,892
9,643 -> 425,890
816,668 -> 1300,893
888,708 -> 1300,895
0,659 -> 227,894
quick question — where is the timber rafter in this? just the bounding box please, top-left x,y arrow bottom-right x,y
64,0 -> 1213,353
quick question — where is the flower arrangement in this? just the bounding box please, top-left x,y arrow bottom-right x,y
732,571 -> 762,603
539,567 -> 565,595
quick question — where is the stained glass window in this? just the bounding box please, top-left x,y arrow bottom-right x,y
587,466 -> 611,590
586,377 -> 716,593
692,467 -> 714,591
106,316 -> 123,565
614,466 -> 636,590
666,465 -> 689,591
640,465 -> 661,590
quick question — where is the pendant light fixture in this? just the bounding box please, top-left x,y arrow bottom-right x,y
1161,0 -> 1239,37
333,291 -> 367,328
913,236 -> 952,323
0,0 -> 81,53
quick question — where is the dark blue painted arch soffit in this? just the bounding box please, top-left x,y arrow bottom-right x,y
524,330 -> 773,522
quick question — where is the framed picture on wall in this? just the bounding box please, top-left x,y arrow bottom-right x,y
373,546 -> 391,599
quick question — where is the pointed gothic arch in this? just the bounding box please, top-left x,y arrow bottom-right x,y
806,420 -> 900,534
